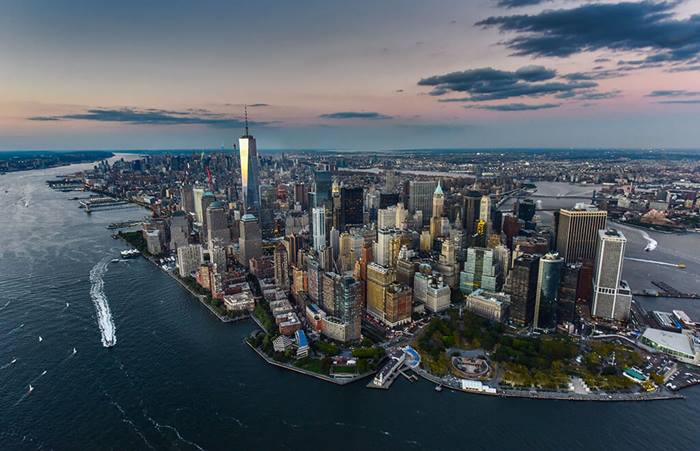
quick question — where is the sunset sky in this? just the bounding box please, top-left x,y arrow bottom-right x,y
2,0 -> 700,150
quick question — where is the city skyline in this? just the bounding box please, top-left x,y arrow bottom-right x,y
2,0 -> 700,150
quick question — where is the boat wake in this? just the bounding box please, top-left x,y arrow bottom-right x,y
6,323 -> 24,335
0,300 -> 11,310
89,257 -> 117,347
145,415 -> 205,451
1,357 -> 17,370
641,231 -> 658,252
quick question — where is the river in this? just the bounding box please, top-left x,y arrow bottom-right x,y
0,166 -> 699,450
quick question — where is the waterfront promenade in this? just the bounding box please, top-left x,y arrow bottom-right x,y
412,367 -> 683,402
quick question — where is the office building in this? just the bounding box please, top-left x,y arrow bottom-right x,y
238,214 -> 262,268
533,253 -> 564,329
206,201 -> 229,249
408,180 -> 437,222
366,263 -> 395,322
505,254 -> 540,327
169,211 -> 190,251
238,118 -> 260,212
384,283 -> 413,327
556,206 -> 607,264
339,187 -> 364,230
460,247 -> 499,294
423,275 -> 451,313
592,229 -> 632,322
193,186 -> 205,225
312,207 -> 326,252
180,183 -> 195,214
463,191 -> 482,242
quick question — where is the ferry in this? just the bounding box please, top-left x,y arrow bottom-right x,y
120,249 -> 141,259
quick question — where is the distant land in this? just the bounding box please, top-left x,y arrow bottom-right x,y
0,150 -> 114,173
2,148 -> 700,160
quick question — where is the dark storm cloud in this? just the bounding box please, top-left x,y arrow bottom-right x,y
418,65 -> 596,101
29,107 -> 259,128
646,90 -> 700,97
495,0 -> 551,8
465,102 -> 560,111
319,111 -> 393,120
476,1 -> 700,67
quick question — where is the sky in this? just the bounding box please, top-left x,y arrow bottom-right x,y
1,0 -> 700,151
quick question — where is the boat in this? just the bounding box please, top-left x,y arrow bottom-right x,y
110,258 -> 120,263
678,263 -> 686,269
38,336 -> 43,342
11,358 -> 16,365
435,385 -> 443,392
73,348 -> 77,354
120,249 -> 141,259
28,384 -> 34,394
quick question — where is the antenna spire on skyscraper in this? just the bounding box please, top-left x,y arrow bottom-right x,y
244,104 -> 249,136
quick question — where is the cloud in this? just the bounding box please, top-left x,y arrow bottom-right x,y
319,111 -> 393,120
465,102 -> 560,111
556,90 -> 622,100
657,99 -> 700,104
418,65 -> 596,101
646,90 -> 700,97
476,1 -> 700,67
495,0 -> 551,8
28,107 -> 259,128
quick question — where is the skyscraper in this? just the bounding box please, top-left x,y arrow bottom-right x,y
177,244 -> 203,278
180,183 -> 195,214
480,194 -> 491,234
274,243 -> 290,291
408,180 -> 437,222
335,275 -> 363,341
312,207 -> 326,252
206,201 -> 229,249
238,111 -> 260,212
193,186 -> 205,225
460,247 -> 500,294
556,206 -> 607,264
505,254 -> 540,327
366,263 -> 395,322
238,214 -> 262,268
533,253 -> 564,330
463,190 -> 482,245
313,170 -> 332,209
432,180 -> 444,218
339,187 -> 364,230
592,229 -> 632,322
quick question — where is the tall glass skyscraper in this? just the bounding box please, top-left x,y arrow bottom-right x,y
533,252 -> 564,330
238,120 -> 260,213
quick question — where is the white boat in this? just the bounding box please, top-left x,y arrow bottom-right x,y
38,336 -> 43,342
120,249 -> 141,259
28,384 -> 34,394
73,348 -> 77,354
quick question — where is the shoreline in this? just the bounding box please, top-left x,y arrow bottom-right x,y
245,339 -> 375,386
116,234 -> 243,324
412,367 -> 684,402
